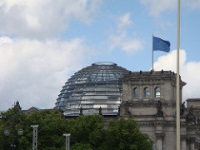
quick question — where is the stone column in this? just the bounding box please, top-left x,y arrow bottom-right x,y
181,135 -> 187,150
195,143 -> 200,150
155,133 -> 165,150
188,137 -> 195,150
155,118 -> 164,150
190,142 -> 195,150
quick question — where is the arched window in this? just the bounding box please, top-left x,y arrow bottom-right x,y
133,87 -> 138,98
144,87 -> 150,98
155,87 -> 160,98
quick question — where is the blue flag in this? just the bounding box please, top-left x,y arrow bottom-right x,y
153,36 -> 170,52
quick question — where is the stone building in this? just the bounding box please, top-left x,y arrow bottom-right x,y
56,62 -> 200,150
120,70 -> 200,150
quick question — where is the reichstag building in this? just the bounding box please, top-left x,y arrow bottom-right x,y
56,62 -> 129,116
56,62 -> 200,150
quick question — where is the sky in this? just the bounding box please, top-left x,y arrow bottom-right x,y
0,0 -> 200,111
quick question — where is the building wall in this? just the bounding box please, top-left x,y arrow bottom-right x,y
119,71 -> 200,150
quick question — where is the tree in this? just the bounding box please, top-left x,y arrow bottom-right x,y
0,102 -> 26,150
0,119 -> 7,149
67,116 -> 152,150
66,115 -> 105,150
103,118 -> 153,150
0,108 -> 67,150
0,107 -> 152,150
24,109 -> 66,150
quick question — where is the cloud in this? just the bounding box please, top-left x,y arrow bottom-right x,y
140,0 -> 176,16
0,0 -> 102,110
154,50 -> 200,101
109,33 -> 144,53
109,13 -> 144,54
0,0 -> 102,39
154,50 -> 186,71
0,36 -> 91,110
117,13 -> 133,29
140,0 -> 200,17
186,0 -> 200,9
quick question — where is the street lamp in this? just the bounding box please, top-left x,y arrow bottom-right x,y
3,101 -> 24,150
63,134 -> 71,150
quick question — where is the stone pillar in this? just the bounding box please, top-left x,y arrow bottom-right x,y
181,135 -> 187,150
155,133 -> 165,150
195,143 -> 200,150
31,125 -> 39,150
190,142 -> 195,150
188,137 -> 195,150
155,118 -> 164,150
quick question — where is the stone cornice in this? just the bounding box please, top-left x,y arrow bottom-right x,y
138,120 -> 175,127
137,120 -> 191,127
187,137 -> 196,142
155,132 -> 165,138
121,100 -> 176,107
187,125 -> 200,131
147,120 -> 200,127
123,71 -> 186,87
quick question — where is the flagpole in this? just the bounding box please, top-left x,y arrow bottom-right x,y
176,0 -> 181,149
152,35 -> 154,70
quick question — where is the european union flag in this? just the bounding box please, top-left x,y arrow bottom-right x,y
153,36 -> 170,52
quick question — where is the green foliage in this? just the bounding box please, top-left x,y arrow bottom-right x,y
71,143 -> 93,150
0,107 -> 153,150
0,108 -> 66,150
67,115 -> 104,144
103,119 -> 153,150
0,104 -> 27,150
25,109 -> 66,150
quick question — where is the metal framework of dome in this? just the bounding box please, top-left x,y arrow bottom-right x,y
56,62 -> 129,116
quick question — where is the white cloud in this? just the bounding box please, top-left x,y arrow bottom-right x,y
109,33 -> 144,53
140,0 -> 176,16
109,13 -> 144,54
186,0 -> 200,9
0,36 -> 91,110
154,49 -> 200,101
0,0 -> 102,110
140,0 -> 200,17
117,13 -> 133,29
154,50 -> 186,71
0,0 -> 102,39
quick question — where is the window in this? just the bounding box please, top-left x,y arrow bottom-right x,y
133,87 -> 138,98
144,87 -> 150,98
154,87 -> 160,98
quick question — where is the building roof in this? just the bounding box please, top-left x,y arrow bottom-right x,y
56,62 -> 129,116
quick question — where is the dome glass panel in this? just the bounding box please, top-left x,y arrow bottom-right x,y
56,62 -> 129,116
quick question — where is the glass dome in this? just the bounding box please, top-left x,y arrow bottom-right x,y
56,62 -> 129,116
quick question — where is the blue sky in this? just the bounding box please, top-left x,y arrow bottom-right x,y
0,0 -> 200,110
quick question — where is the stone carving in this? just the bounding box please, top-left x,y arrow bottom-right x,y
180,102 -> 186,116
118,106 -> 120,116
155,132 -> 165,138
79,107 -> 83,116
197,118 -> 200,125
99,107 -> 102,115
156,100 -> 163,117
124,102 -> 131,115
186,105 -> 196,124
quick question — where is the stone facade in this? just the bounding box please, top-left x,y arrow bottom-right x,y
120,70 -> 200,150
